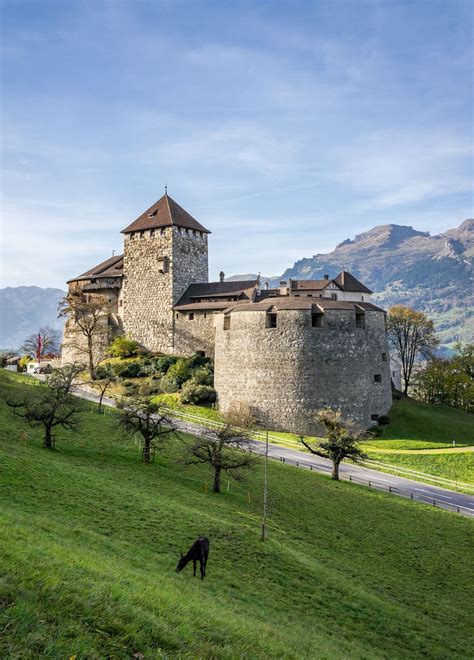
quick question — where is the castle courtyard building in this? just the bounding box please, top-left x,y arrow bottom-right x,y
63,193 -> 392,434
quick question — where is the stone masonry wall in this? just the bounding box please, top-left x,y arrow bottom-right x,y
214,308 -> 392,434
174,310 -> 216,357
122,226 -> 208,353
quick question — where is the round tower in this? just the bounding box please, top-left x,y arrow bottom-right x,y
214,300 -> 392,434
121,193 -> 210,353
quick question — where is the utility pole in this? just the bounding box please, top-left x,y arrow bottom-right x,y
261,429 -> 269,541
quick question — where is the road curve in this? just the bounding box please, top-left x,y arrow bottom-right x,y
73,385 -> 474,518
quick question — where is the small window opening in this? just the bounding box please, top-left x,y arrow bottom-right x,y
374,374 -> 382,383
189,313 -> 194,321
223,316 -> 231,330
356,312 -> 365,329
362,296 -> 364,301
176,313 -> 179,319
371,414 -> 379,421
295,294 -> 300,297
266,312 -> 277,329
307,294 -> 313,297
382,352 -> 387,362
311,312 -> 324,328
119,300 -> 123,307
331,293 -> 338,300
204,312 -> 207,319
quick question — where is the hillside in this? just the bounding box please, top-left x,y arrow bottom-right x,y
279,219 -> 473,347
1,371 -> 473,658
0,286 -> 65,350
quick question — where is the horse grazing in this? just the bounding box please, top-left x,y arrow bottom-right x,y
176,537 -> 210,580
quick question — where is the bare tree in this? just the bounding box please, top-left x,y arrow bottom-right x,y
22,326 -> 59,358
300,408 -> 367,481
5,375 -> 80,449
93,364 -> 118,412
387,305 -> 439,395
58,291 -> 111,379
47,363 -> 83,396
117,397 -> 178,462
186,411 -> 257,493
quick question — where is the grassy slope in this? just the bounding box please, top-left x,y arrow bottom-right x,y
0,372 -> 473,659
362,398 -> 474,483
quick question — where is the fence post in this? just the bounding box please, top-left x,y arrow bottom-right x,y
389,486 -> 391,493
349,475 -> 352,482
410,492 -> 413,500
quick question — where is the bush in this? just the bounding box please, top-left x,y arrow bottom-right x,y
108,336 -> 142,359
191,366 -> 214,386
151,355 -> 179,375
139,380 -> 163,396
165,358 -> 193,388
180,381 -> 217,405
377,415 -> 390,426
123,382 -> 138,396
115,362 -> 146,378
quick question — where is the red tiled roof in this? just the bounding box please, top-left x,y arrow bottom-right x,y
174,281 -> 257,309
121,194 -> 210,234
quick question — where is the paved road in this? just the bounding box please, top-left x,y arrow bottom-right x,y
73,385 -> 474,518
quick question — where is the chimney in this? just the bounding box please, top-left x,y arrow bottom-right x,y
264,281 -> 269,290
279,280 -> 288,296
219,271 -> 225,283
324,274 -> 329,280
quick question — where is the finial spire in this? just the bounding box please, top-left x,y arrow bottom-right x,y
164,183 -> 168,196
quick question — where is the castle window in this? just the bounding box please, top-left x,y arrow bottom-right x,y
204,312 -> 207,318
223,316 -> 231,330
371,414 -> 379,421
307,294 -> 312,297
355,311 -> 365,329
119,300 -> 123,307
266,312 -> 277,329
361,296 -> 364,301
382,352 -> 387,362
311,312 -> 324,328
176,313 -> 179,319
331,293 -> 338,300
189,313 -> 194,321
158,256 -> 169,273
160,228 -> 165,236
374,374 -> 382,383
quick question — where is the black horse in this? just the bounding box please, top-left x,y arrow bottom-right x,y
176,537 -> 210,580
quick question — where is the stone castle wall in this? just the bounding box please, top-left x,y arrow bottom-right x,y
122,227 -> 208,353
174,310 -> 216,357
214,308 -> 392,434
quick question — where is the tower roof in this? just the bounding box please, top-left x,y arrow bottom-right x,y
121,194 -> 211,234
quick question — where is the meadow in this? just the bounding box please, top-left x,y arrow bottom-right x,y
1,370 -> 473,658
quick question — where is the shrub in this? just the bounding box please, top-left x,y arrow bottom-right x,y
123,382 -> 138,396
139,380 -> 163,396
377,415 -> 390,426
108,336 -> 142,359
115,362 -> 146,378
166,358 -> 193,388
180,381 -> 217,405
191,366 -> 214,386
151,355 -> 179,375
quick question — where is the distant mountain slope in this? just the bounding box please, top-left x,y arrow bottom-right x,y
280,219 -> 473,347
0,286 -> 65,350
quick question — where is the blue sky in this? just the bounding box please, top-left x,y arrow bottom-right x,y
1,0 -> 472,288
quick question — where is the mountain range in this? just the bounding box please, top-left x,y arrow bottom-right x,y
1,220 -> 472,351
231,219 -> 473,348
0,286 -> 65,351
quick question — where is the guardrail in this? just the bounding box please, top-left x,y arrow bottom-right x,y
276,455 -> 474,517
363,459 -> 474,494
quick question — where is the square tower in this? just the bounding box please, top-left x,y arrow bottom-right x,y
121,193 -> 210,353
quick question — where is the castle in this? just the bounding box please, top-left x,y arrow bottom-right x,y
63,193 -> 393,434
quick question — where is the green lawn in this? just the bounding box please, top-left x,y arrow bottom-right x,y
0,371 -> 473,659
363,398 -> 474,451
367,451 -> 474,485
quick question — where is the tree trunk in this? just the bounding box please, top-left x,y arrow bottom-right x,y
88,336 -> 95,380
331,460 -> 340,481
142,437 -> 151,463
213,466 -> 222,493
44,425 -> 53,449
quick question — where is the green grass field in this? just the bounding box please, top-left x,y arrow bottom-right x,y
1,370 -> 473,658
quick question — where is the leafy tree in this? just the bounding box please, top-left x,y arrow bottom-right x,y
4,368 -> 80,448
300,408 -> 367,481
387,305 -> 439,395
412,343 -> 473,412
59,292 -> 111,379
117,397 -> 178,462
108,335 -> 142,359
185,410 -> 257,493
47,363 -> 83,395
22,326 -> 59,358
